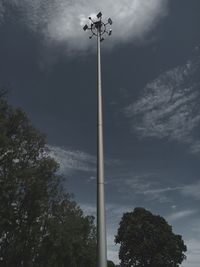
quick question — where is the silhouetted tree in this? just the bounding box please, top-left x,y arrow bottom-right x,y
115,208 -> 187,267
0,92 -> 96,267
107,260 -> 116,267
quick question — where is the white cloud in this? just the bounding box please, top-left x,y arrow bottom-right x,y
167,209 -> 198,222
125,58 -> 200,153
0,0 -> 168,52
48,145 -> 96,174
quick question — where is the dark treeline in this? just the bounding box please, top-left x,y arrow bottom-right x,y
0,90 -> 97,267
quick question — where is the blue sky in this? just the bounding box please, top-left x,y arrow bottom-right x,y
0,0 -> 200,266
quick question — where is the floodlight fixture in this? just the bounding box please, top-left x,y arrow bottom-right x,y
97,12 -> 102,19
83,12 -> 113,42
108,18 -> 113,25
83,24 -> 88,31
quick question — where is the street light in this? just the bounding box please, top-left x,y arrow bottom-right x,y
83,12 -> 113,267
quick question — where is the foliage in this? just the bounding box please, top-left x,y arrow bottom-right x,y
35,201 -> 96,267
0,91 -> 96,267
115,207 -> 187,267
107,260 -> 116,267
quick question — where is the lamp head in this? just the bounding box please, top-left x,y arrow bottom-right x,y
83,25 -> 88,31
97,12 -> 102,19
108,18 -> 113,25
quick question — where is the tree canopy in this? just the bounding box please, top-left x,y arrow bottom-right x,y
115,207 -> 187,267
0,91 -> 96,267
107,260 -> 116,267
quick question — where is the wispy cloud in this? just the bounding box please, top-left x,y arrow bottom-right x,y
181,181 -> 200,200
190,218 -> 200,234
109,171 -> 200,203
125,57 -> 200,154
0,0 -> 168,52
48,145 -> 120,176
190,141 -> 200,155
0,1 -> 4,22
167,209 -> 198,222
48,145 -> 96,174
111,173 -> 177,203
142,180 -> 200,202
143,187 -> 179,195
143,186 -> 180,203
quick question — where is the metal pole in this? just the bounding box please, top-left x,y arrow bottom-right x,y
97,26 -> 107,267
83,14 -> 113,267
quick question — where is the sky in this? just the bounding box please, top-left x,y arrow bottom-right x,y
0,0 -> 200,266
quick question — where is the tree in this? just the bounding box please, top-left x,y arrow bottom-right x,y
115,208 -> 187,267
0,91 -> 96,267
35,200 -> 96,267
107,260 -> 116,267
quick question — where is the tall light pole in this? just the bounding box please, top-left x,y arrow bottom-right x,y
83,12 -> 113,267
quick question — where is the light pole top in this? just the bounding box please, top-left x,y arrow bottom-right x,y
83,12 -> 113,42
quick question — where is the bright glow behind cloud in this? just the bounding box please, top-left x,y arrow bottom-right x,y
1,0 -> 168,52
